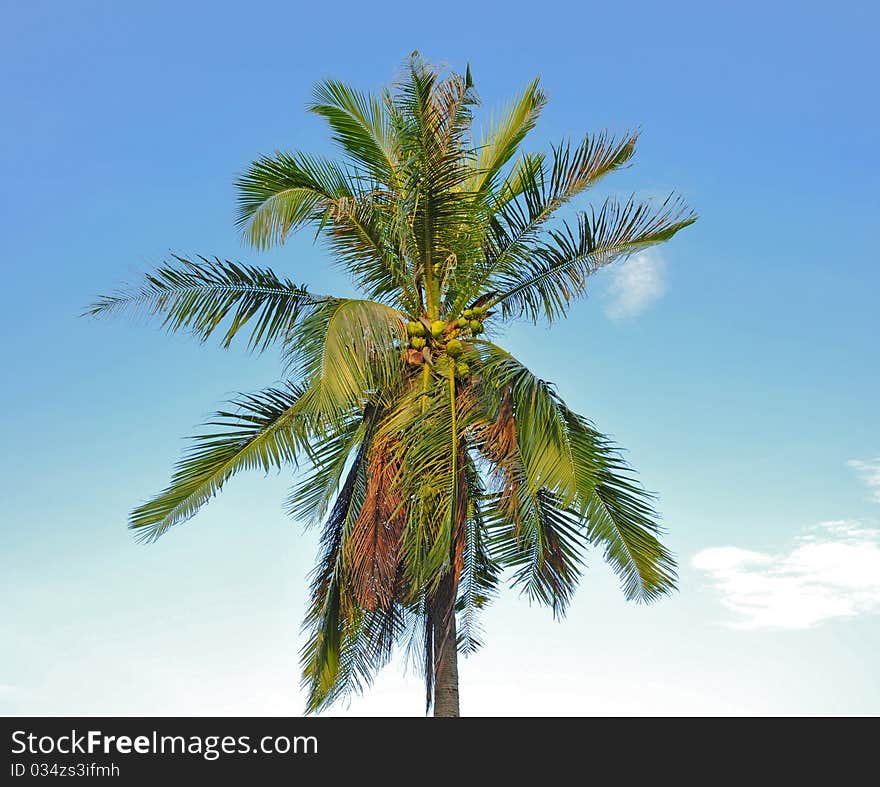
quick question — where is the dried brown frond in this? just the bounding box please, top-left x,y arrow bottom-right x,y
345,433 -> 406,610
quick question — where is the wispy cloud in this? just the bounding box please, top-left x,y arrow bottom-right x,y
848,458 -> 880,503
604,250 -> 667,320
691,521 -> 880,629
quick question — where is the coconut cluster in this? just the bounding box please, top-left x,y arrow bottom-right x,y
406,306 -> 488,379
455,306 -> 486,336
406,320 -> 427,349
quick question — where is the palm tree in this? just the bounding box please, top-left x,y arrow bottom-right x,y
88,53 -> 695,717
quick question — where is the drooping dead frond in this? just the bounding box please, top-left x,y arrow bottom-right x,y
345,432 -> 406,611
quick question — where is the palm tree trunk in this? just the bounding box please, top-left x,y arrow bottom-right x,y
431,575 -> 460,717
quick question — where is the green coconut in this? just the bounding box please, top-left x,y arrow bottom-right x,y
446,339 -> 463,357
456,317 -> 468,328
430,320 -> 446,338
462,308 -> 474,320
410,336 -> 426,350
455,361 -> 470,379
407,321 -> 426,337
469,320 -> 483,334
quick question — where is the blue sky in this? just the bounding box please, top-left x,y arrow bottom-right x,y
2,0 -> 878,715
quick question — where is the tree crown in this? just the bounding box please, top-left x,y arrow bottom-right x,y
88,53 -> 694,712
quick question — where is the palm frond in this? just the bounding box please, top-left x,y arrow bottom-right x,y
321,195 -> 420,313
478,343 -> 578,504
478,342 -> 676,603
344,431 -> 407,611
486,486 -> 585,617
301,429 -> 372,712
285,408 -> 371,525
468,78 -> 547,196
374,379 -> 457,590
393,54 -> 480,317
375,370 -> 483,596
486,195 -> 696,322
305,602 -> 408,714
568,414 -> 678,602
445,131 -> 641,316
300,428 -> 411,714
308,80 -> 400,187
456,458 -> 499,653
285,299 -> 407,418
494,130 -> 641,233
129,383 -> 313,542
85,255 -> 324,352
235,151 -> 356,249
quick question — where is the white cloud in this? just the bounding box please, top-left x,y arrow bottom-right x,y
848,458 -> 880,503
691,521 -> 880,629
604,250 -> 667,320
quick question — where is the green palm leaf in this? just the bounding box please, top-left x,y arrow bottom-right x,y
286,299 -> 407,419
468,77 -> 547,196
308,79 -> 400,186
486,486 -> 585,617
478,342 -> 676,603
86,255 -> 324,351
235,151 -> 356,250
445,130 -> 641,316
486,195 -> 697,322
129,384 -> 313,542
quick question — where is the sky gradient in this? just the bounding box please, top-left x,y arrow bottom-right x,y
1,0 -> 878,715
